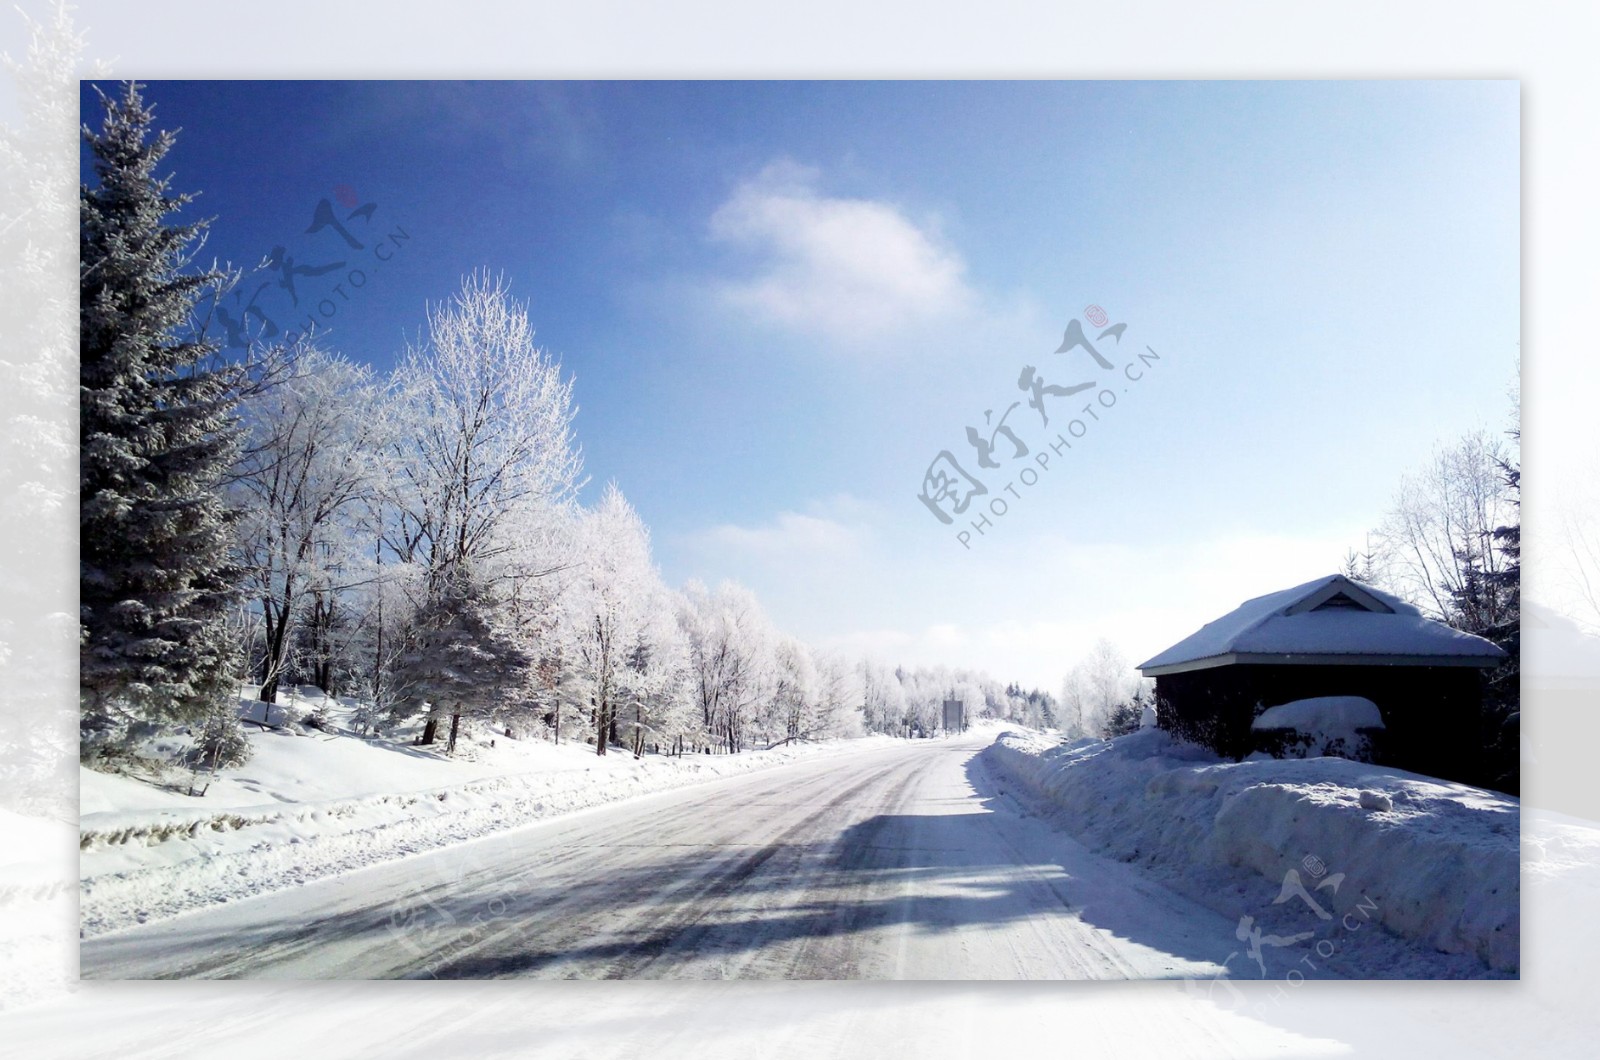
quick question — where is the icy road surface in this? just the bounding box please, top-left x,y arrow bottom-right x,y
81,735 -> 1254,980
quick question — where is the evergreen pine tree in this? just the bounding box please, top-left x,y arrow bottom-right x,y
79,81 -> 240,755
1488,448 -> 1521,610
1482,439 -> 1521,792
390,561 -> 531,753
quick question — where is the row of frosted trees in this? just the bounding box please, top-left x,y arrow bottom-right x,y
225,276 -> 1061,758
223,275 -> 817,756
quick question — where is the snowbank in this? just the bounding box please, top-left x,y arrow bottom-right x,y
80,728 -> 895,937
985,728 -> 1519,973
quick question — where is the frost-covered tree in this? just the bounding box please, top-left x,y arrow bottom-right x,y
372,273 -> 579,746
1478,421 -> 1520,792
231,346 -> 386,703
564,484 -> 663,756
678,581 -> 773,753
812,652 -> 864,739
767,635 -> 819,744
1361,412 -> 1520,792
1372,428 -> 1516,629
385,272 -> 581,585
893,665 -> 939,736
1059,639 -> 1138,740
616,606 -> 693,757
491,503 -> 577,741
343,534 -> 426,734
858,659 -> 907,736
79,81 -> 240,753
1340,544 -> 1378,585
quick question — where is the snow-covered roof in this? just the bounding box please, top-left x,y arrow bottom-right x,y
1138,574 -> 1508,676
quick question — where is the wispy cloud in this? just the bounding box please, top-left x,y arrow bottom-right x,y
703,511 -> 859,556
695,496 -> 871,562
707,161 -> 974,344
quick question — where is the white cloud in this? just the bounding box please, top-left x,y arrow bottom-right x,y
689,495 -> 879,568
708,161 -> 973,343
700,510 -> 862,559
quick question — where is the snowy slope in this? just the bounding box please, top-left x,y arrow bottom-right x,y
986,728 -> 1519,974
79,695 -> 915,937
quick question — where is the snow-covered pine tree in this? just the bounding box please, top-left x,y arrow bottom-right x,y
1487,432 -> 1521,622
80,81 -> 241,756
389,560 -> 530,752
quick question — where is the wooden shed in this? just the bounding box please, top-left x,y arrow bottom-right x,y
1137,574 -> 1507,783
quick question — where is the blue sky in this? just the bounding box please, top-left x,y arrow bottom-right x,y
82,80 -> 1519,689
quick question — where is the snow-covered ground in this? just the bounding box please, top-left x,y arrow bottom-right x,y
80,732 -> 1279,980
80,688 -> 931,937
78,701 -> 1521,981
985,727 -> 1519,976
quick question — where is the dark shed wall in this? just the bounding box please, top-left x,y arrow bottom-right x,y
1153,663 -> 1487,784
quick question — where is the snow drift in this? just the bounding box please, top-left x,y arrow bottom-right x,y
985,728 -> 1519,973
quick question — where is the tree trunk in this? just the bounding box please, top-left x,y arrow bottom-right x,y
304,592 -> 335,695
420,716 -> 439,745
371,533 -> 384,709
447,709 -> 462,754
259,608 -> 289,703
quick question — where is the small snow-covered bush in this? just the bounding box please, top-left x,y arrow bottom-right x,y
188,710 -> 252,769
348,699 -> 385,736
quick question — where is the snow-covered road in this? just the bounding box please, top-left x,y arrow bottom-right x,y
81,735 -> 1252,980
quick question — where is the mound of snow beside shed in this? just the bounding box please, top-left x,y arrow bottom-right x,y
1252,696 -> 1385,734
